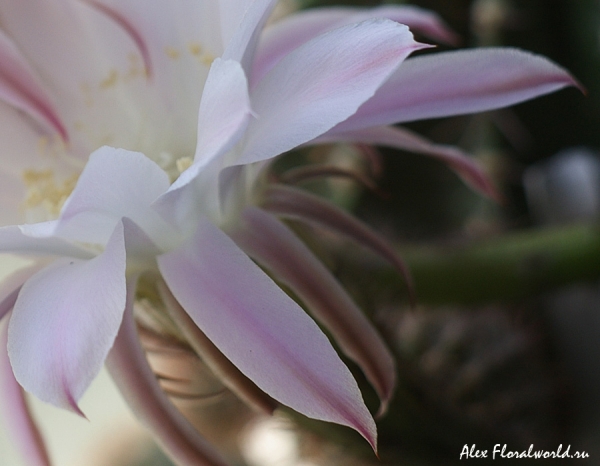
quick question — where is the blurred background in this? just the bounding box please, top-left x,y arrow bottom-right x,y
2,0 -> 600,464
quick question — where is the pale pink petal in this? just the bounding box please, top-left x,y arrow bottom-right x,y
0,323 -> 52,466
79,0 -> 223,153
155,59 -> 252,229
53,146 -> 172,246
233,207 -> 396,417
0,0 -> 160,155
158,217 -> 377,448
335,48 -> 580,133
0,99 -> 73,227
0,28 -> 66,139
83,0 -> 154,78
193,59 -> 253,166
262,185 -> 415,305
106,276 -> 230,466
121,217 -> 161,267
7,222 -> 126,413
238,19 -> 427,165
157,280 -> 277,415
221,0 -> 278,75
0,263 -> 45,322
253,4 -> 457,82
317,125 -> 500,200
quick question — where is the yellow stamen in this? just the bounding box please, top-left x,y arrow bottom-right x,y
22,169 -> 79,218
176,156 -> 193,174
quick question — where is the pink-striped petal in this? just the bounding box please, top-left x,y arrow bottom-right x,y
261,185 -> 415,305
232,207 -> 396,417
335,48 -> 580,133
253,4 -> 457,82
7,222 -> 126,414
318,125 -> 500,200
106,275 -> 229,466
80,0 -> 221,152
83,0 -> 154,78
238,19 -> 427,166
0,323 -> 52,466
157,280 -> 277,415
158,216 -> 377,448
0,100 -> 71,225
0,28 -> 66,139
0,0 -> 160,154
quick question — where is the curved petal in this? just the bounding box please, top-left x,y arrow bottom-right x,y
157,216 -> 377,448
238,19 -> 427,166
193,59 -> 253,166
157,280 -> 277,415
82,0 -> 154,78
253,4 -> 458,82
261,185 -> 416,305
221,0 -> 278,75
8,221 -> 126,413
0,323 -> 52,466
0,99 -> 74,227
317,125 -> 500,200
233,207 -> 396,417
334,48 -> 580,133
80,0 -> 222,153
106,276 -> 229,466
0,0 -> 160,155
155,59 -> 252,230
53,146 -> 171,247
0,27 -> 67,139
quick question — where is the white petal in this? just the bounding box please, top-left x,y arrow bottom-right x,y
0,27 -> 66,138
155,59 -> 252,230
335,48 -> 580,132
233,206 -> 397,416
221,0 -> 277,74
8,221 -> 127,413
106,275 -> 230,466
158,217 -> 377,447
83,0 -> 224,154
253,4 -> 457,83
55,146 -> 172,247
0,0 -> 159,154
0,225 -> 93,259
238,19 -> 426,165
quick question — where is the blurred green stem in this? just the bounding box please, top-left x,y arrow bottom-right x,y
365,223 -> 600,305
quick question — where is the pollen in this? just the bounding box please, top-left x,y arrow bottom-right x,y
125,53 -> 144,80
188,42 -> 203,56
165,46 -> 180,60
22,169 -> 78,218
201,52 -> 215,67
100,69 -> 119,89
176,156 -> 193,174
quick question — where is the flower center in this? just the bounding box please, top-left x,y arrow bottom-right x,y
22,169 -> 79,222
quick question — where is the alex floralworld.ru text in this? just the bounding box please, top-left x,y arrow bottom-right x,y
460,444 -> 590,460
